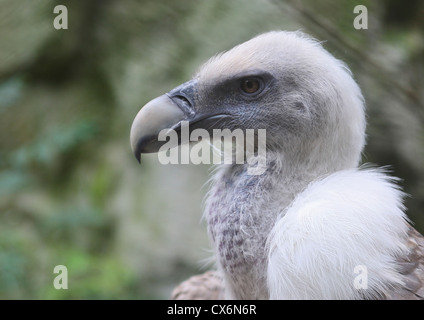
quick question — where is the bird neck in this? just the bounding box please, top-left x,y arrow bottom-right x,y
205,154 -> 321,299
205,151 -> 347,299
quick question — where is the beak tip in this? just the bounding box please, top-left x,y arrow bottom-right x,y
133,142 -> 142,164
130,94 -> 187,157
130,83 -> 202,160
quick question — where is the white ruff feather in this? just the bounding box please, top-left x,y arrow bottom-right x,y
266,168 -> 409,299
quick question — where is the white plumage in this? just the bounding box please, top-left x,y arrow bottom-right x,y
267,168 -> 409,299
130,31 -> 424,299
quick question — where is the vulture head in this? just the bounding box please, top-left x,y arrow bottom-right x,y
130,31 -> 424,300
131,31 -> 365,172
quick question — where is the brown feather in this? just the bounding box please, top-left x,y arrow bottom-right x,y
171,271 -> 224,300
384,227 -> 424,300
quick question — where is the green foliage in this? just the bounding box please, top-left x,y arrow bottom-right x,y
0,171 -> 31,197
41,248 -> 136,299
0,231 -> 30,298
0,76 -> 25,111
9,120 -> 98,170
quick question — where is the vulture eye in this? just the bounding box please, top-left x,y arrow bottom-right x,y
240,78 -> 262,95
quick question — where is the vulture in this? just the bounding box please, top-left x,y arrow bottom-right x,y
130,31 -> 424,299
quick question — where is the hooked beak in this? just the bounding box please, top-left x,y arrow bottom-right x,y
130,95 -> 186,162
130,80 -> 229,163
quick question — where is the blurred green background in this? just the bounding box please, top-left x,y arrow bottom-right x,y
0,0 -> 423,299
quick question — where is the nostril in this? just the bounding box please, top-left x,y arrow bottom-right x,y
175,95 -> 191,106
169,94 -> 195,117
